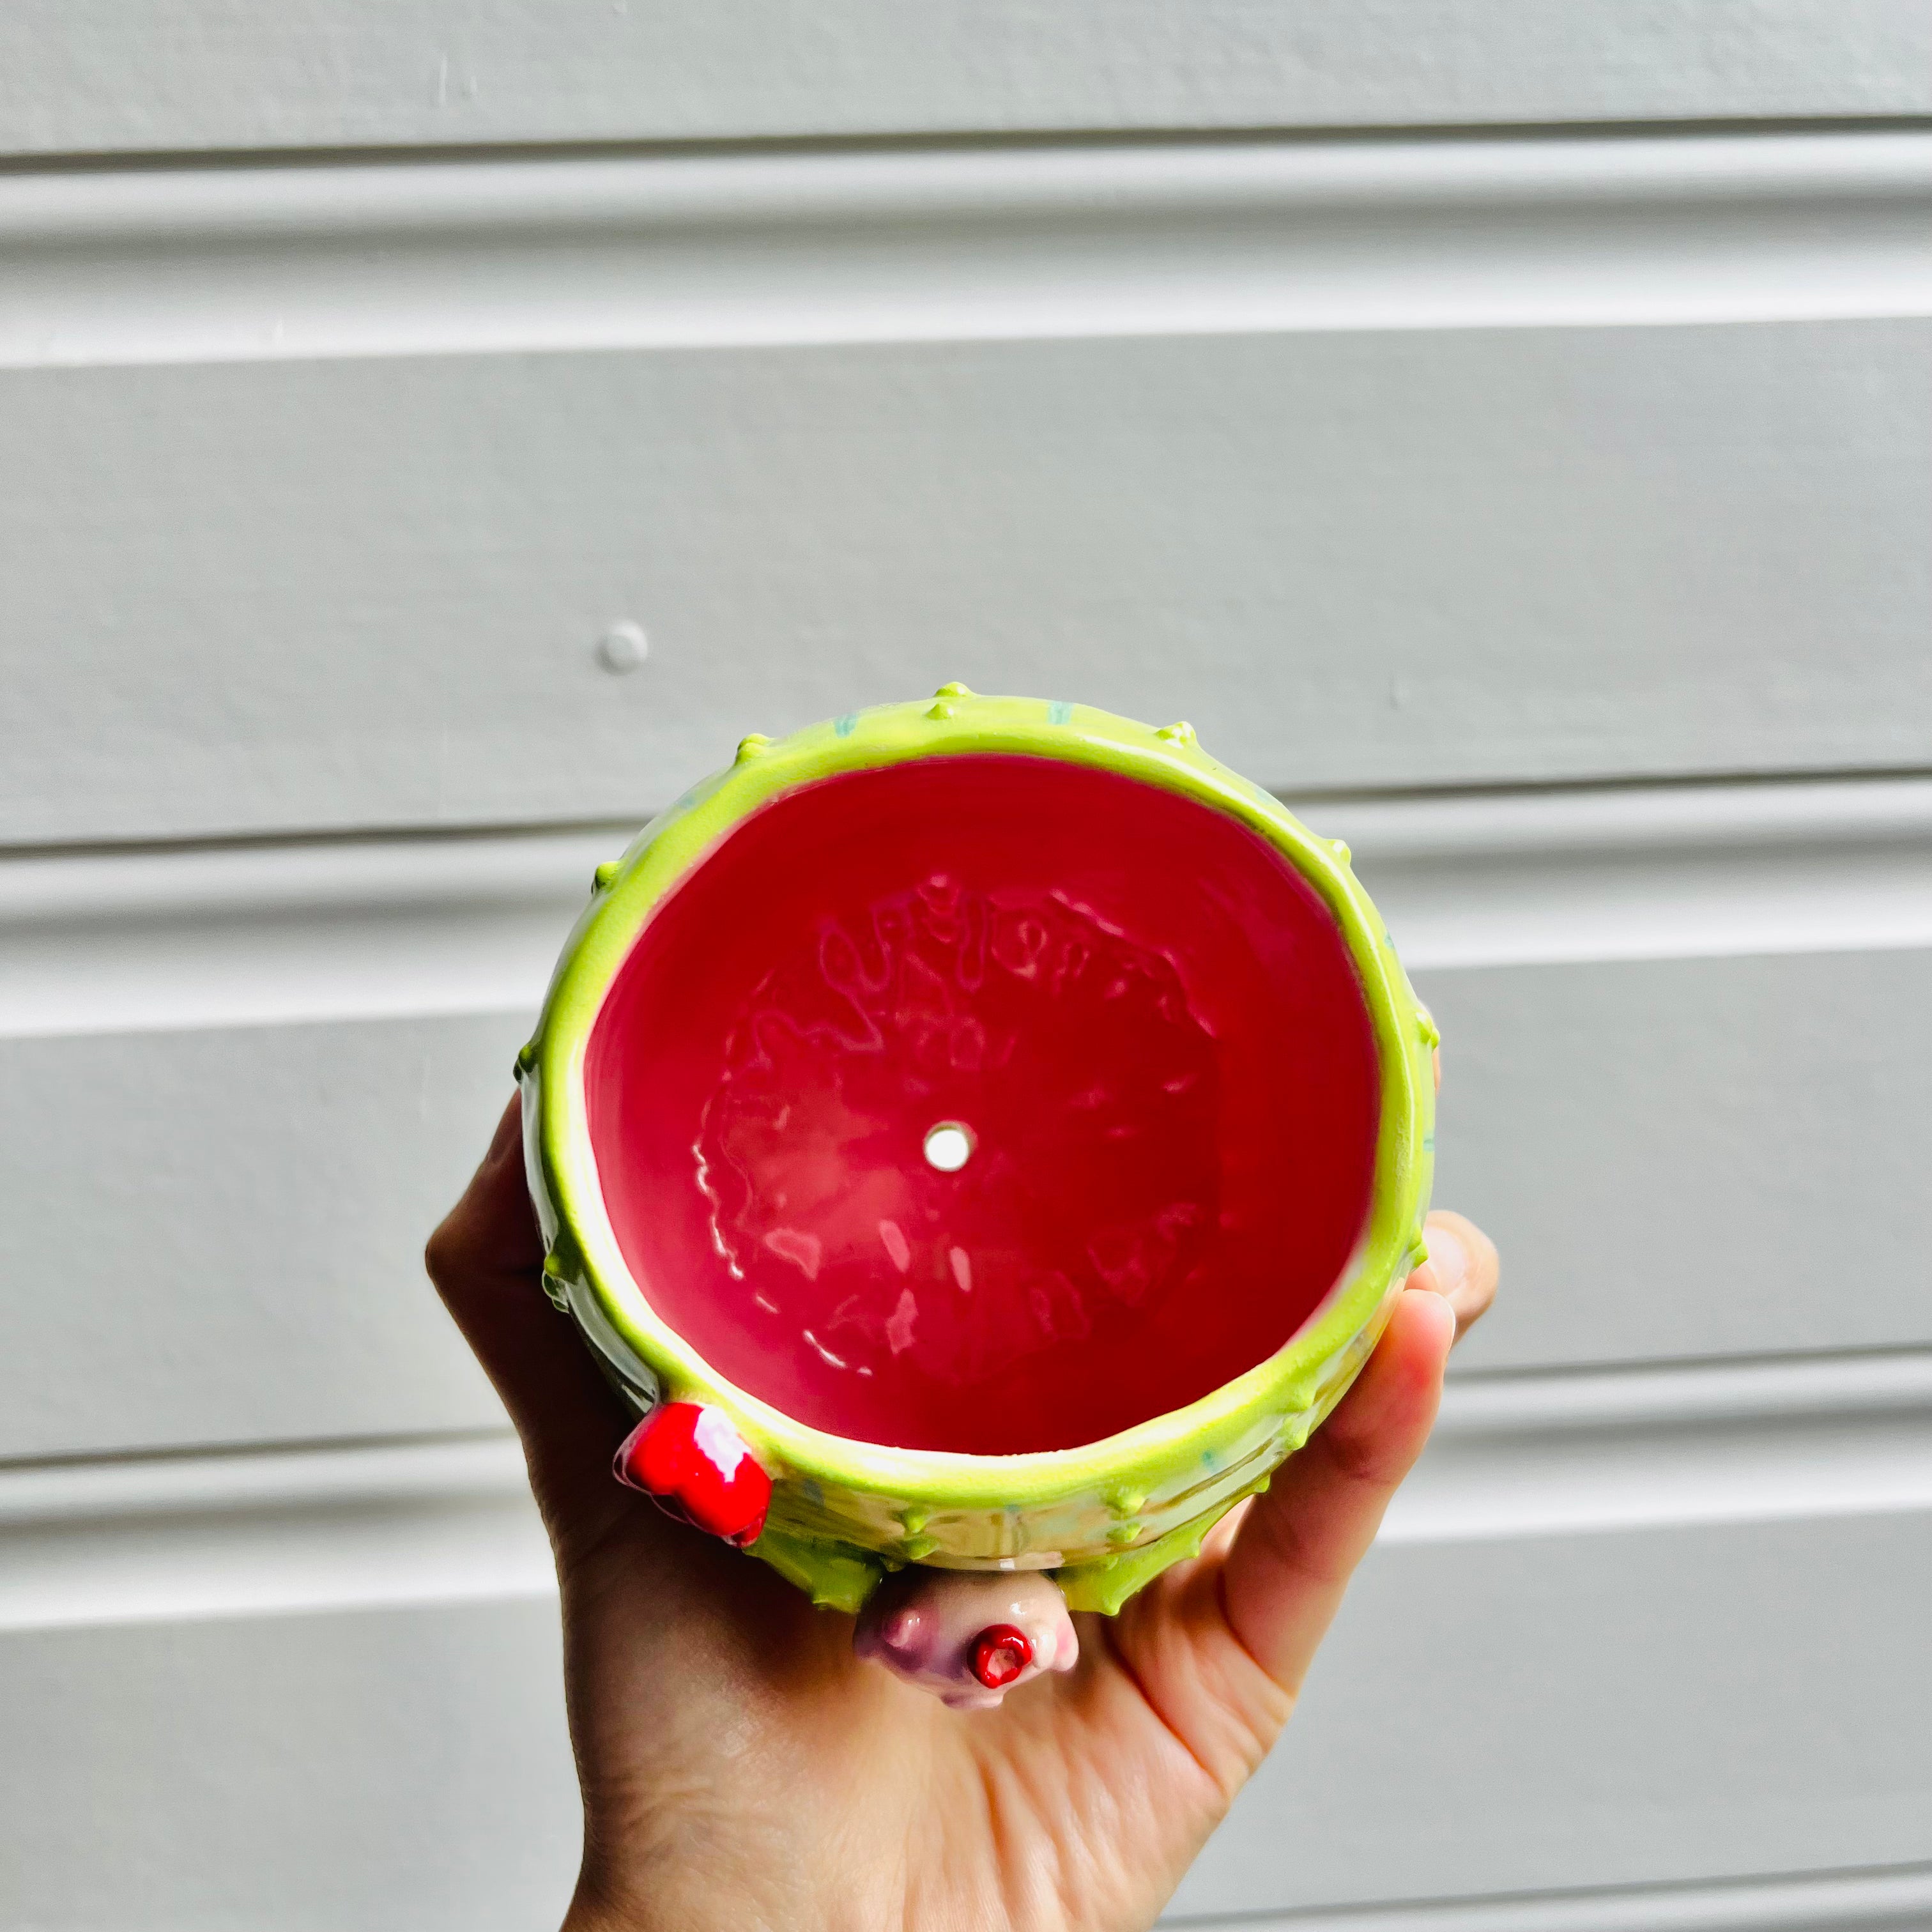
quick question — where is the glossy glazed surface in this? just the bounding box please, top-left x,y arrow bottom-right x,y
853,1569 -> 1080,1710
586,755 -> 1377,1454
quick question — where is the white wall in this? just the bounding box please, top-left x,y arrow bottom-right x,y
1,8 -> 1928,1928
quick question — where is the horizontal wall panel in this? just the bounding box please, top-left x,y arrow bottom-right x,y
8,1350 -> 1925,1635
0,1434 -> 551,1634
1423,946 -> 1932,1375
1,2 -> 1926,158
1188,1864 -> 1932,1932
1337,777 -> 1932,975
7,774 -> 1928,1039
2,1510 -> 1924,1929
1170,1511 -> 1932,1917
1,946 -> 1926,1460
8,132 -> 1931,371
0,1014 -> 516,1462
1384,1349 -> 1932,1548
4,320 -> 1928,845
0,826 -> 615,1039
0,1598 -> 581,1932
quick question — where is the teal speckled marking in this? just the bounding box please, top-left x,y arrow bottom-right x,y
1423,1133 -> 1436,1152
1047,701 -> 1072,724
834,714 -> 858,737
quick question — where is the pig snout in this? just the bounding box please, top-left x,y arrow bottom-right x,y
854,1567 -> 1078,1709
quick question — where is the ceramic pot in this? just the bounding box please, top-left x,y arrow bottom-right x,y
518,687 -> 1436,1614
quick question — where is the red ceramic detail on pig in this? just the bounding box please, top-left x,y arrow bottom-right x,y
972,1623 -> 1034,1689
614,1402 -> 771,1547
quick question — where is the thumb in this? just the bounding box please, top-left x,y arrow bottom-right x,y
1217,1285 -> 1455,1692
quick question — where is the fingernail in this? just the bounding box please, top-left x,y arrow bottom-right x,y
1424,1225 -> 1467,1296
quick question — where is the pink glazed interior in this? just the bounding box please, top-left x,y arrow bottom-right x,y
586,755 -> 1378,1455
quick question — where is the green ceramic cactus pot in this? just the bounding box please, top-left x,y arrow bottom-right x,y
518,689 -> 1436,1615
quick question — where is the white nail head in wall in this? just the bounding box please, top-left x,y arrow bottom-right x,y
594,621 -> 648,675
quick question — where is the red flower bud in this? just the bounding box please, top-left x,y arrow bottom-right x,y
615,1402 -> 772,1547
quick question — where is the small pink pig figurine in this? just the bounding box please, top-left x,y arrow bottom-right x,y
854,1568 -> 1080,1709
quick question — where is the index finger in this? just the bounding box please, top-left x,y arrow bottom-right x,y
424,1095 -> 630,1536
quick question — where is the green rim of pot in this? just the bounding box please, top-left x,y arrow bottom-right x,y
524,689 -> 1434,1530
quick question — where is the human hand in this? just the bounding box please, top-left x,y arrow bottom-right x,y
428,1095 -> 1497,1932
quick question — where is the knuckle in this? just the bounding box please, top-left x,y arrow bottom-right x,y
423,1215 -> 466,1289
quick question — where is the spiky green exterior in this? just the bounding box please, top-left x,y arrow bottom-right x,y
518,689 -> 1436,1614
